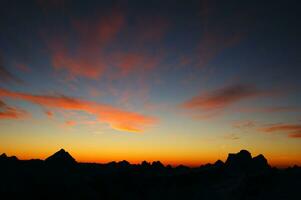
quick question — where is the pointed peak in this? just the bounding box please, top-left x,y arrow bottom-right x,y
58,148 -> 66,153
45,149 -> 76,165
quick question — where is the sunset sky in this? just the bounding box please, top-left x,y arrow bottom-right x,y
0,0 -> 300,167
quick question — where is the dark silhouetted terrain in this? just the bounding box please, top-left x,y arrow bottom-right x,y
0,149 -> 300,200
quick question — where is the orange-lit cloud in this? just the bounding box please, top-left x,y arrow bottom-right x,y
45,110 -> 53,118
0,88 -> 156,132
108,50 -> 163,78
260,124 -> 301,133
52,51 -> 105,79
45,10 -> 167,81
289,132 -> 301,138
0,100 -> 27,119
46,10 -> 125,80
259,123 -> 301,139
65,120 -> 76,127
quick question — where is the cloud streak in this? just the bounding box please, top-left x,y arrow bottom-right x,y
0,56 -> 22,84
182,84 -> 260,110
0,100 -> 27,119
239,106 -> 301,113
0,88 -> 156,132
180,83 -> 281,119
259,123 -> 301,139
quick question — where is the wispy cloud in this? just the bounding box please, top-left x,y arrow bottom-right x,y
232,120 -> 255,129
239,106 -> 301,113
0,100 -> 27,119
224,133 -> 240,140
259,123 -> 301,139
0,56 -> 23,84
64,120 -> 76,127
183,84 -> 260,110
46,9 -> 125,80
180,83 -> 270,119
45,110 -> 53,118
0,88 -> 156,133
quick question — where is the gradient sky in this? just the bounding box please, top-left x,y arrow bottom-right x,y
0,0 -> 300,167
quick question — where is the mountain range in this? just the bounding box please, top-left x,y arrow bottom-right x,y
0,149 -> 300,200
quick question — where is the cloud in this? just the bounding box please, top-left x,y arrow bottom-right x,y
182,84 -> 261,111
0,100 -> 27,119
107,50 -> 163,78
51,50 -> 105,79
45,110 -> 53,118
196,31 -> 243,68
289,132 -> 301,138
232,120 -> 255,129
16,63 -> 31,73
65,120 -> 76,127
133,16 -> 169,43
194,0 -> 247,69
239,106 -> 301,113
0,56 -> 22,84
45,10 -> 125,80
259,124 -> 301,133
259,123 -> 301,139
0,88 -> 156,132
44,10 -> 167,81
224,133 -> 240,140
180,83 -> 280,119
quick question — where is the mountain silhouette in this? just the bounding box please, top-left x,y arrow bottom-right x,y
0,149 -> 299,200
45,148 -> 76,166
0,153 -> 18,162
225,149 -> 270,174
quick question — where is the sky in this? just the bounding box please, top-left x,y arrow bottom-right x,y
0,0 -> 300,167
